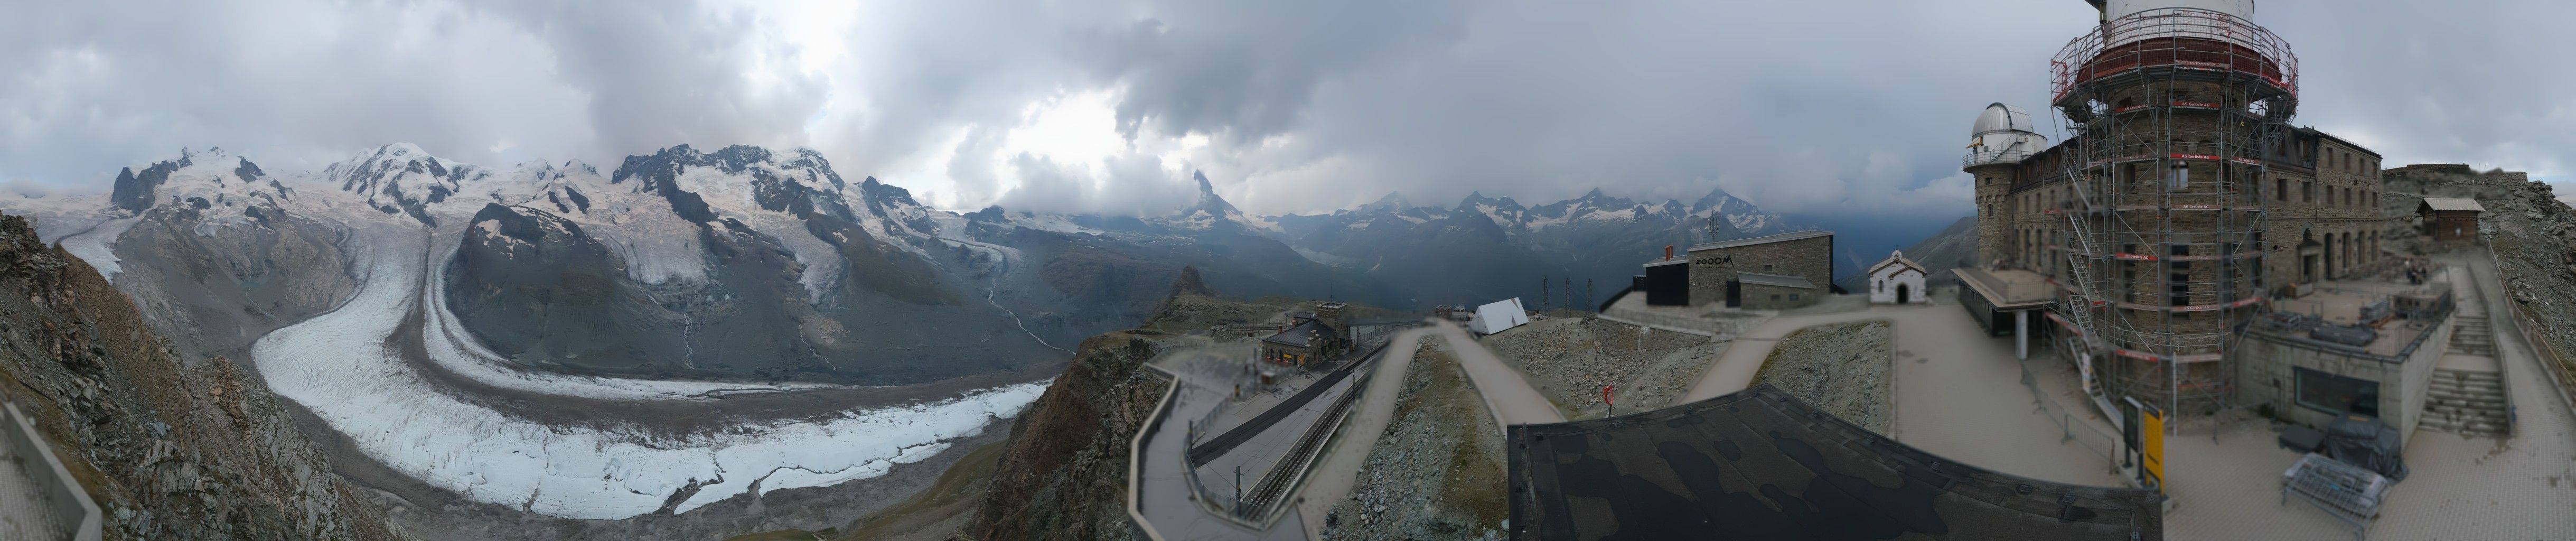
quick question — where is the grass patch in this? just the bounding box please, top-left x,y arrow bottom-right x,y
831,440 -> 1009,540
1421,356 -> 1511,527
725,530 -> 825,541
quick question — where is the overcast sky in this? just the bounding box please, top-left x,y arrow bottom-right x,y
4,1 -> 2570,219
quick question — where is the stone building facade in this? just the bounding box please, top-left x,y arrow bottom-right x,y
1684,230 -> 1833,309
1984,128 -> 2391,301
1736,273 -> 1820,311
1961,3 -> 2406,419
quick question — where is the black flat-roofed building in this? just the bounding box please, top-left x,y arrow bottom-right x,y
1643,258 -> 1691,305
1507,384 -> 2162,540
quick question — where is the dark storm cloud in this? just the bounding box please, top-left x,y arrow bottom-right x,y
4,1 -> 2571,218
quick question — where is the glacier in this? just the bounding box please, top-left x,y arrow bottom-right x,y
251,222 -> 1047,519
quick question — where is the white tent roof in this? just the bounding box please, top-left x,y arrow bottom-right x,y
1471,297 -> 1529,334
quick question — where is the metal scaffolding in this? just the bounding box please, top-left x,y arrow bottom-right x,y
2044,8 -> 2299,425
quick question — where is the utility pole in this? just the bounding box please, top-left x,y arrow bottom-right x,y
1586,279 -> 1594,313
1541,277 -> 1550,314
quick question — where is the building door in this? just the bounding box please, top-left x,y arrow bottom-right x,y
1725,281 -> 1741,307
1896,283 -> 1911,304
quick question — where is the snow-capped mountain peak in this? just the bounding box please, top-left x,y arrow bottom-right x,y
1688,187 -> 1777,233
1163,170 -> 1279,234
107,147 -> 294,215
321,143 -> 501,226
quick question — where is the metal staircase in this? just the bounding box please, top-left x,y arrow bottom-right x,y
2054,182 -> 2121,415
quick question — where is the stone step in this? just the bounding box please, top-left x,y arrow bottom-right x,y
2426,389 -> 2505,399
2431,374 -> 2514,386
2420,417 -> 2512,436
2422,419 -> 2510,433
2429,379 -> 2503,389
2424,403 -> 2509,415
2425,386 -> 2505,398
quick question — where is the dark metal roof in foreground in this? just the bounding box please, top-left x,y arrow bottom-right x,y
1507,384 -> 2161,540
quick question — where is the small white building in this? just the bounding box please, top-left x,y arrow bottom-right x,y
1469,297 -> 1529,335
1868,250 -> 1928,305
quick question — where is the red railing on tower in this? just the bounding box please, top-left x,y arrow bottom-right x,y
2049,8 -> 2297,104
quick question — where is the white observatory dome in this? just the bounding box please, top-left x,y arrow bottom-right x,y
1972,102 -> 2036,136
1964,102 -> 2047,167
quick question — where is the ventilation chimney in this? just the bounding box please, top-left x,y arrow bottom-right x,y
1665,245 -> 1675,261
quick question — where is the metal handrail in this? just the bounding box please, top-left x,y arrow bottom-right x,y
2051,7 -> 2299,102
1963,148 -> 2040,168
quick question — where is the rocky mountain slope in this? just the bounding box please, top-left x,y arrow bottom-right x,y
3,143 -> 1395,386
0,213 -> 405,540
2380,165 -> 2576,376
959,332 -> 1164,541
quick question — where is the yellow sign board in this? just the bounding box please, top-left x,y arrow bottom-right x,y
2140,407 -> 2166,492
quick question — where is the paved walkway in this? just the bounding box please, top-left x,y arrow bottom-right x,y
1,433 -> 69,541
2157,255 -> 2576,539
1192,374 -> 1362,507
1139,322 -> 1565,540
1131,383 -> 1309,541
1288,322 -> 1567,538
1290,328 -> 1428,537
1678,296 -> 2123,487
1426,320 -> 1568,428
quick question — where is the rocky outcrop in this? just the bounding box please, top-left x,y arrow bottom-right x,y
0,212 -> 405,540
111,202 -> 358,364
108,156 -> 191,212
960,331 -> 1164,541
446,203 -> 691,374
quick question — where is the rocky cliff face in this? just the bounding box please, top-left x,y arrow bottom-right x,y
113,200 -> 358,365
0,213 -> 404,540
446,203 -> 692,375
961,331 -> 1165,541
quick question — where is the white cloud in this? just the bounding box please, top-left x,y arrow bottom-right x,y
4,0 -> 2570,221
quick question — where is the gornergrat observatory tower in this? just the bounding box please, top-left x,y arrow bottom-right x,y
2047,0 -> 2297,422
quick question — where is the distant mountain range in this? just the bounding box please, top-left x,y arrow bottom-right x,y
1264,185 -> 1797,308
2,143 -> 1828,385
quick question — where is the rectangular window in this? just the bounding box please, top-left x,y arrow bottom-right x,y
2295,367 -> 2381,416
2277,178 -> 2288,201
1770,294 -> 1782,301
1790,293 -> 1801,301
